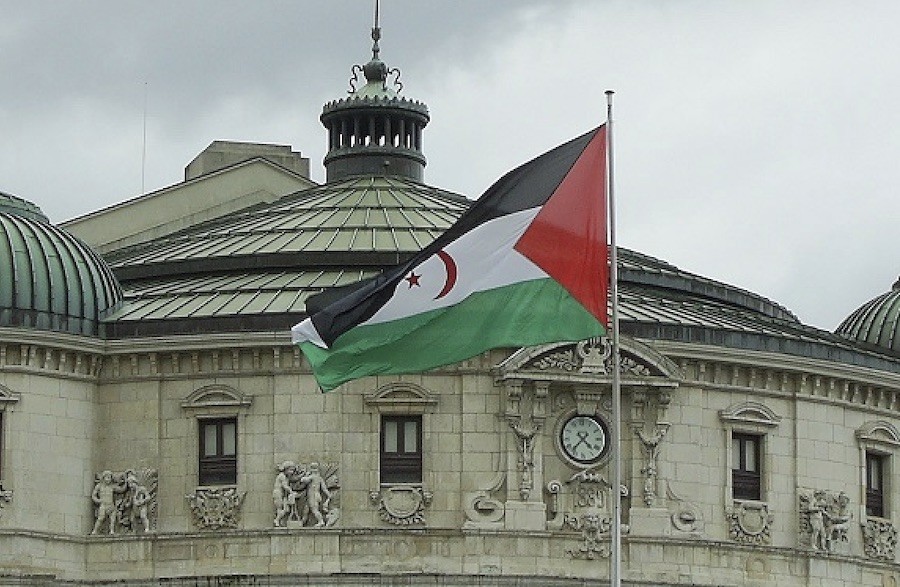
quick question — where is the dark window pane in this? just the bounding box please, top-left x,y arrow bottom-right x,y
203,424 -> 217,457
384,420 -> 398,453
222,422 -> 236,456
199,418 -> 237,486
381,415 -> 422,484
404,420 -> 418,453
866,452 -> 886,518
732,433 -> 762,501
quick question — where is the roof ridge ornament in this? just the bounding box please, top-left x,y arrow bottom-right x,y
348,0 -> 403,94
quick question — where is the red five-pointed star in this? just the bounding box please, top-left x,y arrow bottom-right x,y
405,271 -> 421,288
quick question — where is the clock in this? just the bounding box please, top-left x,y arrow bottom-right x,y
559,414 -> 609,465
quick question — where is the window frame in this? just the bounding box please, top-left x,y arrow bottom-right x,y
198,417 -> 238,486
866,450 -> 887,518
856,421 -> 900,522
380,414 -> 423,484
732,432 -> 763,501
0,385 -> 21,489
719,401 -> 781,505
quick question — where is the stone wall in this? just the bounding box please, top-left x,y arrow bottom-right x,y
2,333 -> 900,584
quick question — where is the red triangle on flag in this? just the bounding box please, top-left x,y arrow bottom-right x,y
514,127 -> 608,325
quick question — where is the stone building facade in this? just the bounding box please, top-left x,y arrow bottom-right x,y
1,20 -> 900,587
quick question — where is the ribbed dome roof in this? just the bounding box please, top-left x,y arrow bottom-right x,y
0,194 -> 123,336
108,175 -> 469,279
836,277 -> 900,354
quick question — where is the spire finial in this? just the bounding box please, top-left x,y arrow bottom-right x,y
371,0 -> 381,60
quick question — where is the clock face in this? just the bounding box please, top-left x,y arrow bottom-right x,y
560,415 -> 608,465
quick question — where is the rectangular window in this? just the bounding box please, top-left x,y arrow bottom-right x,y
732,432 -> 762,501
199,417 -> 237,485
380,415 -> 422,484
0,411 -> 3,481
866,451 -> 886,518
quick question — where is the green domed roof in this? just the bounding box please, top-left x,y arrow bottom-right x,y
836,278 -> 900,354
0,194 -> 123,336
0,190 -> 50,223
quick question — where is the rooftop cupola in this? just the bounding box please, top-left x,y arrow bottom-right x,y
321,3 -> 429,182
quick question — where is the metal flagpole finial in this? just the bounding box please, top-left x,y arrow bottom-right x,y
371,0 -> 382,60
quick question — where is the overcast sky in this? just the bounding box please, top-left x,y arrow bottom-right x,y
1,0 -> 897,332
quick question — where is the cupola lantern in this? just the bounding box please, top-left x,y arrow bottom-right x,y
321,2 -> 429,182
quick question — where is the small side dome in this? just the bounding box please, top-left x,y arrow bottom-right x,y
836,277 -> 900,354
0,192 -> 122,336
0,190 -> 50,223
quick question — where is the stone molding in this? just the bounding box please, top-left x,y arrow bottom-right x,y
0,383 -> 21,408
364,382 -> 438,414
670,351 -> 900,415
103,345 -> 304,382
181,384 -> 252,410
0,342 -> 103,381
856,421 -> 900,448
719,401 -> 782,428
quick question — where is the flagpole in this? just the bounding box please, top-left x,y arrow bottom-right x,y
605,89 -> 623,587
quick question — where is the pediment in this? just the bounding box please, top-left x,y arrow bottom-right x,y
181,385 -> 252,410
719,401 -> 781,427
856,420 -> 900,448
0,383 -> 20,408
496,336 -> 682,381
364,382 -> 437,414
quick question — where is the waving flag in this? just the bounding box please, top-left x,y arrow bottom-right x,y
292,126 -> 608,391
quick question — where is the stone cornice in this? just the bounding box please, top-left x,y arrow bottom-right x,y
650,339 -> 900,415
1,529 -> 898,575
649,340 -> 900,389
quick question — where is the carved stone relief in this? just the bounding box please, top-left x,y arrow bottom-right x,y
273,461 -> 340,528
863,518 -> 898,561
186,487 -> 245,530
798,489 -> 852,552
566,509 -> 612,559
0,486 -> 11,519
505,381 -> 548,501
665,481 -> 704,534
525,337 -> 657,377
370,485 -> 433,525
726,501 -> 774,545
90,468 -> 158,535
546,468 -> 628,555
635,424 -> 669,507
463,471 -> 506,527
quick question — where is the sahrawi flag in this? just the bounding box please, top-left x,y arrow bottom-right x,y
292,126 -> 608,391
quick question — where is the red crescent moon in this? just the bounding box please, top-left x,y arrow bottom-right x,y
434,250 -> 458,300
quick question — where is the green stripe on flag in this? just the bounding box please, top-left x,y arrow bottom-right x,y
301,278 -> 606,391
